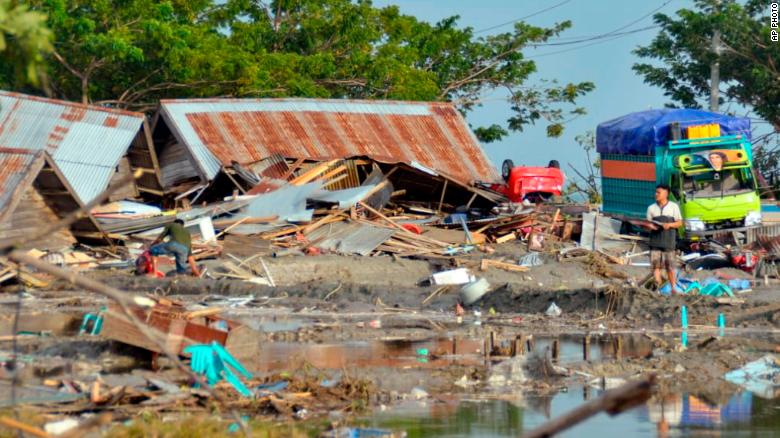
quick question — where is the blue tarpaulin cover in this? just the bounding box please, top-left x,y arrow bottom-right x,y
596,109 -> 751,155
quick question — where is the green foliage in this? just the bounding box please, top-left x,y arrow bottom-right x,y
0,0 -> 52,86
564,131 -> 601,204
17,0 -> 593,139
633,0 -> 780,132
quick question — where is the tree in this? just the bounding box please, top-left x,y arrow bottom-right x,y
26,0 -> 248,107
564,131 -> 601,204
633,0 -> 779,132
215,0 -> 595,140
0,0 -> 52,86
21,0 -> 593,140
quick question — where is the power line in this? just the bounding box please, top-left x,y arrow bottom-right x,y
525,0 -> 673,57
474,0 -> 574,34
526,25 -> 659,58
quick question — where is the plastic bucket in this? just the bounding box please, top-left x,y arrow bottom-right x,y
460,278 -> 491,306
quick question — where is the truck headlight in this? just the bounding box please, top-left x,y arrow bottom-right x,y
684,218 -> 706,231
745,211 -> 762,227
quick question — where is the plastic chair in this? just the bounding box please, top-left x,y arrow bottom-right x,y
79,307 -> 105,335
184,342 -> 253,396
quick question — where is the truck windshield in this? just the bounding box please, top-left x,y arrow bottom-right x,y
682,169 -> 755,198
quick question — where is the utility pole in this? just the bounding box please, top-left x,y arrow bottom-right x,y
710,1 -> 721,112
710,29 -> 721,112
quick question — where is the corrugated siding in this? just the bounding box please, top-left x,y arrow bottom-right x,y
158,98 -> 500,186
0,151 -> 37,213
0,91 -> 144,203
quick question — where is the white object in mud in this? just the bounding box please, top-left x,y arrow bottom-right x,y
410,387 -> 429,399
44,418 -> 79,435
460,278 -> 491,306
545,302 -> 562,317
431,268 -> 474,285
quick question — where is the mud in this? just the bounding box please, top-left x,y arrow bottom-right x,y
2,252 -> 779,435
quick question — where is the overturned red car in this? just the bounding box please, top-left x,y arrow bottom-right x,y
491,159 -> 565,203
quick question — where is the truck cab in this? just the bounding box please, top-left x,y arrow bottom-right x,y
663,137 -> 761,234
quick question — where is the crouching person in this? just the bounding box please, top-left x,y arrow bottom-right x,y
150,219 -> 201,277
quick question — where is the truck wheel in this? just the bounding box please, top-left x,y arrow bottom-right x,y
502,159 -> 514,182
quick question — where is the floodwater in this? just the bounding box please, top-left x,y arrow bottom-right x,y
362,389 -> 780,437
250,332 -> 780,436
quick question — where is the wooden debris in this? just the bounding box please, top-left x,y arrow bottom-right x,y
480,259 -> 529,273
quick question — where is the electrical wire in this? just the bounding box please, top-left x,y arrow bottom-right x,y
527,25 -> 659,58
474,0 -> 574,34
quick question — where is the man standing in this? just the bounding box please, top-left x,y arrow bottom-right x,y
150,219 -> 201,277
646,185 -> 683,294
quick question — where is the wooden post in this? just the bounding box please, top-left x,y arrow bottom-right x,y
614,336 -> 623,360
452,337 -> 458,356
552,338 -> 560,363
513,334 -> 527,357
465,192 -> 478,210
437,179 -> 449,214
583,335 -> 591,362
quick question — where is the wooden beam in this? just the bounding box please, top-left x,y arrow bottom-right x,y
290,160 -> 339,185
279,157 -> 305,181
436,179 -> 449,214
222,166 -> 247,194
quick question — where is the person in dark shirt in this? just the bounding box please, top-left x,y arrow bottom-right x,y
645,185 -> 683,294
149,219 -> 201,277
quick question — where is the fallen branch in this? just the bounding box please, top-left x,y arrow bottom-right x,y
523,375 -> 656,438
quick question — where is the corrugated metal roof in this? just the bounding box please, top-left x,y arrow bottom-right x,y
0,149 -> 39,216
307,221 -> 396,256
158,98 -> 500,186
0,91 -> 144,203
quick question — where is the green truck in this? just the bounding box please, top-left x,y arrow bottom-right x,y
596,109 -> 761,236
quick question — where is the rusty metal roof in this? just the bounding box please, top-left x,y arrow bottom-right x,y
158,98 -> 500,186
0,91 -> 144,203
0,149 -> 40,220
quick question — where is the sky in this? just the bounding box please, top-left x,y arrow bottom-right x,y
372,0 -> 693,178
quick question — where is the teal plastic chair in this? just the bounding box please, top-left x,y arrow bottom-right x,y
700,282 -> 735,297
184,342 -> 253,397
79,306 -> 106,335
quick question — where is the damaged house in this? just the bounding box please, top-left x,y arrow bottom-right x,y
0,90 -> 164,203
151,98 -> 503,208
0,149 -> 106,250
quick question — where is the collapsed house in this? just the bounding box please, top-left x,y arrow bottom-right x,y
151,98 -> 504,208
0,149 -> 106,250
0,90 -> 164,203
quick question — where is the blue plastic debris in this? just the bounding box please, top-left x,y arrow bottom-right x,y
681,306 -> 688,330
724,355 -> 780,399
728,279 -> 751,291
255,381 -> 288,393
227,415 -> 249,434
184,342 -> 253,396
700,282 -> 735,297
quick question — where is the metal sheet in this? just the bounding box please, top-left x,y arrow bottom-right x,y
0,150 -> 38,214
307,221 -> 396,256
0,91 -> 144,203
239,182 -> 321,223
308,184 -> 378,208
158,98 -> 500,186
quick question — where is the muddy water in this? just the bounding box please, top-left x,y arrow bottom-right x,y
363,390 -> 780,437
